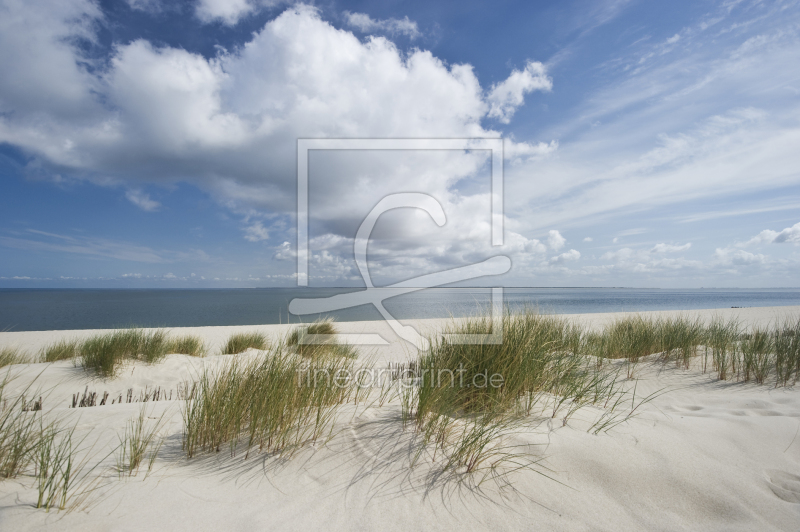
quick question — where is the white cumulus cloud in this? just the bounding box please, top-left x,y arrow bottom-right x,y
739,222 -> 800,246
739,229 -> 779,247
601,247 -> 635,262
547,230 -> 566,251
487,61 -> 552,123
551,249 -> 581,263
195,0 -> 285,26
775,222 -> 800,244
714,247 -> 768,266
0,4 -> 557,284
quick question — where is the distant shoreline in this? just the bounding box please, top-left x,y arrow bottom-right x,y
2,305 -> 799,358
2,287 -> 800,332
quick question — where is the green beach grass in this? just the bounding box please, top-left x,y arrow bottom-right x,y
287,319 -> 358,359
220,332 -> 268,355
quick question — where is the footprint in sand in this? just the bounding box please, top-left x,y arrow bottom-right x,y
765,470 -> 800,503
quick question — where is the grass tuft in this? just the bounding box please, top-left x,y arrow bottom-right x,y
659,316 -> 705,369
80,329 -> 172,377
287,320 -> 357,359
583,316 -> 661,378
33,422 -> 103,513
287,320 -> 337,345
0,377 -> 42,478
166,335 -> 206,357
0,347 -> 26,368
580,313 -> 800,387
116,405 -> 166,477
40,330 -> 204,372
774,316 -> 800,387
183,343 -> 364,459
0,377 -> 112,512
740,328 -> 773,384
220,332 -> 268,355
39,339 -> 80,363
706,317 -> 740,380
401,310 -> 627,475
35,424 -> 76,511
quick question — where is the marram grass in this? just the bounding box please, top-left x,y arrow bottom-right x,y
166,335 -> 206,357
182,344 -> 366,459
582,316 -> 662,378
3,309 -> 796,492
80,329 -> 171,377
220,332 -> 268,355
288,319 -> 337,343
0,377 -> 102,513
287,320 -> 357,359
398,309 -> 800,476
579,313 -> 800,386
774,317 -> 800,387
116,405 -> 166,477
0,347 -> 26,368
39,339 -> 80,363
0,376 -> 42,478
36,330 -> 206,373
706,317 -> 741,381
401,311 -> 632,475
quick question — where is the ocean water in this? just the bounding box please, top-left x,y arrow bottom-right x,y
1,287 -> 799,332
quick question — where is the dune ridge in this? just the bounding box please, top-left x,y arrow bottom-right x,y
0,306 -> 799,531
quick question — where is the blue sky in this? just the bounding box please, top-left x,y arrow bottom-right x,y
0,0 -> 799,288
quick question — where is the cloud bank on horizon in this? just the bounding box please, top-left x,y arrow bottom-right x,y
0,0 -> 798,288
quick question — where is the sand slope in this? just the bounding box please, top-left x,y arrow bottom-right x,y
0,307 -> 799,531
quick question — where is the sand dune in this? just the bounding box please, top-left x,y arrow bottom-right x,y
1,306 -> 799,531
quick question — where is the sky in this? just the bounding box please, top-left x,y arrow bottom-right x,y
0,0 -> 799,289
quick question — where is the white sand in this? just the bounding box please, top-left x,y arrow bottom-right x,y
1,306 -> 799,530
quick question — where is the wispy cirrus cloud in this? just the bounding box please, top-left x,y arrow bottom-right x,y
343,11 -> 420,39
0,229 -> 208,264
242,221 -> 270,242
125,0 -> 164,13
674,199 -> 800,223
507,2 -> 800,238
567,0 -> 637,36
651,243 -> 691,253
125,189 -> 161,212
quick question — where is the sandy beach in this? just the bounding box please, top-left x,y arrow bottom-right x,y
1,306 -> 799,531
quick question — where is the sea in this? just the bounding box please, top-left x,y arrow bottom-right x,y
1,287 -> 800,332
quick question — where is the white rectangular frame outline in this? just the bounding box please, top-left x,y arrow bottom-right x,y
296,138 -> 505,345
